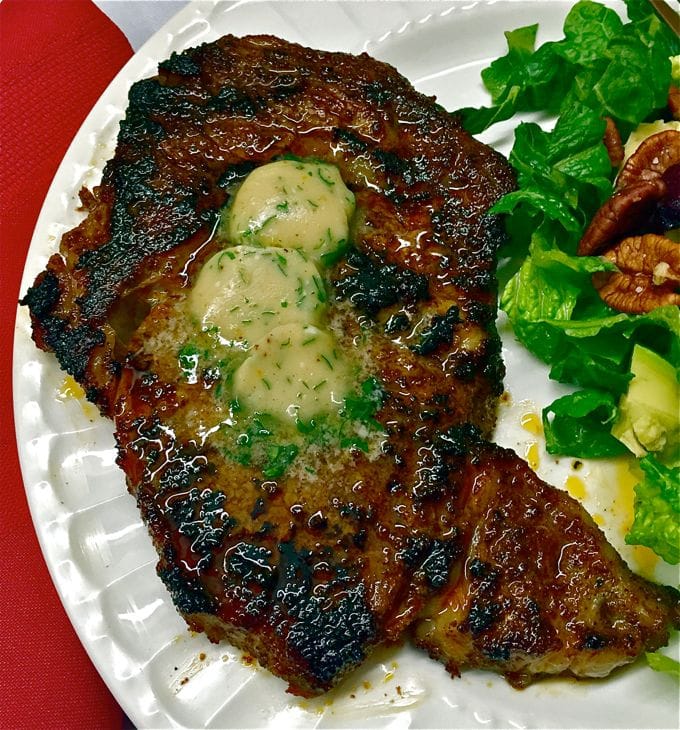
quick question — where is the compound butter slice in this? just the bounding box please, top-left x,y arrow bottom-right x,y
227,160 -> 354,260
234,323 -> 351,422
189,246 -> 326,346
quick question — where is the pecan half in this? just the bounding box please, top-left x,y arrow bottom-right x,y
593,234 -> 680,313
594,271 -> 680,313
616,130 -> 680,190
669,86 -> 680,121
603,117 -> 624,167
577,179 -> 666,256
603,234 -> 680,281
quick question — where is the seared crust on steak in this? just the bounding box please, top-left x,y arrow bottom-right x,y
413,446 -> 680,685
22,35 -> 678,696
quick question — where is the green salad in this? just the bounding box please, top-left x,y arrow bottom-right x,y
458,0 -> 679,572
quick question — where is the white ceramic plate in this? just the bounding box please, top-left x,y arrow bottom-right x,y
13,1 -> 679,728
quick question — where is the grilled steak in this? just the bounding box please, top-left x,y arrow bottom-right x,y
22,35 -> 678,696
413,445 -> 679,686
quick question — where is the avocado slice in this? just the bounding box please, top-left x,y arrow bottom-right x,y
611,345 -> 680,463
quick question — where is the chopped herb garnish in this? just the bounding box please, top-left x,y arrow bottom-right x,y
340,435 -> 369,452
317,167 -> 335,186
262,443 -> 299,478
217,249 -> 237,267
253,214 -> 276,233
341,377 -> 385,427
295,277 -> 306,306
312,274 -> 328,304
320,354 -> 335,370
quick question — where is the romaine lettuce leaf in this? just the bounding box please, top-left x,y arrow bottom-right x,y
626,456 -> 680,564
542,389 -> 629,457
623,0 -> 653,22
505,284 -> 679,398
593,17 -> 673,126
458,87 -> 523,136
548,346 -> 632,395
557,1 -> 623,64
646,651 -> 680,679
458,25 -> 568,132
459,0 -> 679,136
461,0 -> 680,568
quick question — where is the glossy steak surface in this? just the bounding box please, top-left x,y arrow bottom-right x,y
22,35 -> 677,696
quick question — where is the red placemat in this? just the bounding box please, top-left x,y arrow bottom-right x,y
1,1 -> 133,727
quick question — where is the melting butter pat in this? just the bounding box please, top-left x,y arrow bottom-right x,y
227,160 -> 355,259
189,246 -> 326,346
234,323 -> 351,421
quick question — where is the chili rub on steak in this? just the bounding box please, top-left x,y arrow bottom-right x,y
22,35 -> 679,696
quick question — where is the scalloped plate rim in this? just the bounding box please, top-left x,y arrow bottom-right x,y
13,1 -> 679,728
